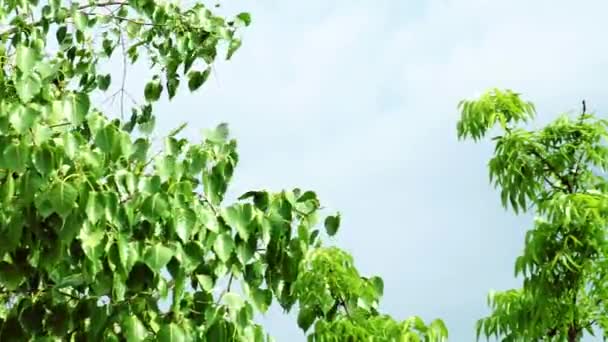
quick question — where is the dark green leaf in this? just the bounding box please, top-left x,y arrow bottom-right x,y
144,80 -> 162,102
187,69 -> 211,91
324,213 -> 340,236
297,306 -> 316,332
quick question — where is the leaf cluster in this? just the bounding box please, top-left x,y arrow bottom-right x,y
459,89 -> 608,341
0,1 -> 446,341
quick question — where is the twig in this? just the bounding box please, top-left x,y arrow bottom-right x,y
199,193 -> 219,216
215,273 -> 234,305
78,1 -> 127,10
119,26 -> 128,120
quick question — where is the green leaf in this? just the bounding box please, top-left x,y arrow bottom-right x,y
324,213 -> 340,236
47,303 -> 71,336
196,274 -> 214,292
237,12 -> 252,26
174,208 -> 196,242
117,235 -> 139,274
144,80 -> 162,102
85,191 -> 104,224
126,21 -> 141,38
222,204 -> 254,240
213,233 -> 234,262
250,287 -> 272,313
64,93 -> 90,125
79,222 -> 105,262
16,74 -> 41,102
122,315 -> 148,342
141,193 -> 169,219
187,69 -> 211,91
143,244 -> 173,273
227,38 -> 242,60
32,145 -> 54,176
204,123 -> 230,143
16,45 -> 38,73
19,301 -> 45,334
0,261 -> 25,290
97,74 -> 111,90
297,306 -> 316,332
11,105 -> 39,133
369,276 -> 384,296
72,10 -> 88,31
223,292 -> 244,310
157,323 -> 186,342
56,273 -> 85,288
56,26 -> 68,44
49,181 -> 78,218
94,124 -> 118,154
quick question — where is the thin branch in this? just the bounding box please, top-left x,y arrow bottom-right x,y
78,1 -> 127,10
199,193 -> 219,216
215,273 -> 234,305
119,26 -> 128,120
339,295 -> 351,317
530,149 -> 573,193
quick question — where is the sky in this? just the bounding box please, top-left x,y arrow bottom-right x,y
107,0 -> 608,340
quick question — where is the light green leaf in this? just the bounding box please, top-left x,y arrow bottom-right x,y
213,233 -> 234,262
174,208 -> 196,242
227,38 -> 242,60
369,276 -> 384,296
32,145 -> 54,176
85,191 -> 104,224
79,221 -> 105,261
16,45 -> 38,73
204,123 -> 230,143
237,12 -> 252,26
141,193 -> 169,219
16,74 -> 41,103
250,287 -> 272,313
94,124 -> 117,154
223,292 -> 244,310
49,181 -> 78,218
122,315 -> 148,342
72,10 -> 88,31
222,204 -> 254,240
157,323 -> 186,342
64,93 -> 90,125
143,244 -> 173,273
196,274 -> 214,292
117,235 -> 139,274
11,105 -> 39,133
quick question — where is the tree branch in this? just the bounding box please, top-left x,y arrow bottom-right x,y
530,149 -> 573,193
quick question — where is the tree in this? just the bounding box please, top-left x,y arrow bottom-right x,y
0,1 -> 447,340
457,88 -> 608,341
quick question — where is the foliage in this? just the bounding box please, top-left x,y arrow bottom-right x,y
0,1 -> 447,341
458,89 -> 608,341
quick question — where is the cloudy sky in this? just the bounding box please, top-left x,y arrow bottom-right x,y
112,0 -> 608,340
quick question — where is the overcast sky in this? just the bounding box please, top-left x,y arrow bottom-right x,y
110,0 -> 608,340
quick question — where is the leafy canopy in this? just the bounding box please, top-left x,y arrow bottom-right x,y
458,89 -> 608,341
0,0 -> 447,341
